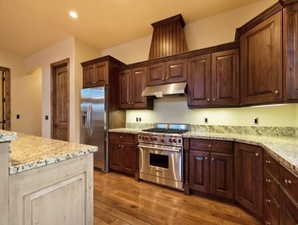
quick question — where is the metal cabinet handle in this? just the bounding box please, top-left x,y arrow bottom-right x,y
255,153 -> 259,157
265,160 -> 271,164
195,156 -> 204,161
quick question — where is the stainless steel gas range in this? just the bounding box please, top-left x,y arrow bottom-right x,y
138,123 -> 190,190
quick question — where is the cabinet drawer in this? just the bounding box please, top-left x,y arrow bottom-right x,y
264,171 -> 280,203
264,192 -> 280,225
264,152 -> 280,180
109,133 -> 136,144
190,139 -> 212,152
279,165 -> 298,201
212,141 -> 233,154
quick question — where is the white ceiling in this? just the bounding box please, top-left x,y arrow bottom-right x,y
0,0 -> 263,56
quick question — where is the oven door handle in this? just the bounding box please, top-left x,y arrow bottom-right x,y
138,144 -> 181,152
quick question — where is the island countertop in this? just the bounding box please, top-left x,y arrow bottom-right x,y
8,133 -> 97,175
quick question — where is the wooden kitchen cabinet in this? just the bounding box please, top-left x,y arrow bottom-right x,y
235,143 -> 263,219
187,47 -> 239,108
147,62 -> 166,86
119,67 -> 153,109
188,139 -> 234,200
109,132 -> 138,177
82,62 -> 107,88
240,11 -> 283,105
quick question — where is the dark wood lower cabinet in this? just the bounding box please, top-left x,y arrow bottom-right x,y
235,143 -> 263,219
109,132 -> 138,177
210,153 -> 234,200
189,151 -> 210,193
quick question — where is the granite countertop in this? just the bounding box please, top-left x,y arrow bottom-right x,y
9,133 -> 98,175
0,130 -> 17,142
109,128 -> 298,177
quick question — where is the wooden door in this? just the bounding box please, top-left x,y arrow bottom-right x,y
122,144 -> 137,175
284,4 -> 298,101
212,49 -> 239,106
210,153 -> 234,200
147,63 -> 166,86
119,70 -> 132,109
235,143 -> 263,218
132,67 -> 150,109
189,151 -> 210,193
52,60 -> 69,141
82,64 -> 94,88
165,59 -> 187,83
240,12 -> 283,105
92,62 -> 107,86
187,54 -> 212,107
0,67 -> 11,130
109,143 -> 123,172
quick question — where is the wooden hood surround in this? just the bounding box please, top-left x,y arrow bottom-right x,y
149,14 -> 188,59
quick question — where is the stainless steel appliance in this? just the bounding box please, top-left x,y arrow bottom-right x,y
80,87 -> 107,171
138,123 -> 190,190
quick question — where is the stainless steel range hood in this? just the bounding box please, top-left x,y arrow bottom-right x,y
142,82 -> 187,98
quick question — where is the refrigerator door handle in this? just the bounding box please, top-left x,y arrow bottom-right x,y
87,103 -> 93,136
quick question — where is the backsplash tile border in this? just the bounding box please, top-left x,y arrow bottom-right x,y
126,123 -> 298,137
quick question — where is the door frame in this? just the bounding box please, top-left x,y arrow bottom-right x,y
0,67 -> 11,130
50,58 -> 70,140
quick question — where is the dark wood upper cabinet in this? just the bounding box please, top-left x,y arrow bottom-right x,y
119,67 -> 153,109
284,3 -> 298,101
82,64 -> 94,88
119,70 -> 132,108
240,11 -> 283,105
189,151 -> 210,194
212,49 -> 239,106
235,143 -> 263,219
165,59 -> 187,83
210,153 -> 234,200
147,63 -> 166,86
82,62 -> 108,88
187,54 -> 212,107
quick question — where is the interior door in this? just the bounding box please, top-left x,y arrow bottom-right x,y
187,54 -> 212,107
52,61 -> 69,141
0,69 -> 10,130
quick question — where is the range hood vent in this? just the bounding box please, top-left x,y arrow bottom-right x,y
149,14 -> 188,59
142,82 -> 187,98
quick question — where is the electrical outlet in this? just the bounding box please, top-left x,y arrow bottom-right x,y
254,118 -> 259,125
45,115 -> 49,120
139,117 -> 142,122
204,118 -> 208,124
136,117 -> 139,122
16,114 -> 20,119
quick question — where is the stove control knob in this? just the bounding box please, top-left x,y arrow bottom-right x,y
169,138 -> 172,143
178,139 -> 182,143
161,139 -> 164,143
173,139 -> 177,143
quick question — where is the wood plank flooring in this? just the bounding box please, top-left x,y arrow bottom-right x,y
94,171 -> 261,225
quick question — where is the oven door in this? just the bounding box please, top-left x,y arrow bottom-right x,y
138,144 -> 183,182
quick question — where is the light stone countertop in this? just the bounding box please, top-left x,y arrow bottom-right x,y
0,130 -> 17,142
9,133 -> 98,175
109,128 -> 298,177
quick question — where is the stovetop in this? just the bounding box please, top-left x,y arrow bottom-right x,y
142,128 -> 188,134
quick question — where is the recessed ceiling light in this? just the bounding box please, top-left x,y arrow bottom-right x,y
69,10 -> 78,19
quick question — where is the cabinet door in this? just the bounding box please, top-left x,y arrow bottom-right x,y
240,12 -> 282,105
187,54 -> 212,107
92,62 -> 107,86
284,4 -> 298,101
132,67 -> 152,109
119,70 -> 132,109
235,143 -> 263,218
280,190 -> 298,225
189,151 -> 210,193
212,49 -> 239,106
210,153 -> 234,200
147,63 -> 166,86
122,144 -> 137,176
83,64 -> 94,88
165,59 -> 187,83
109,143 -> 123,172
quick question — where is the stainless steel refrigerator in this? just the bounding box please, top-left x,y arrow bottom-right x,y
80,87 -> 107,171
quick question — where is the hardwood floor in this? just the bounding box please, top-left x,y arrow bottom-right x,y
94,171 -> 261,225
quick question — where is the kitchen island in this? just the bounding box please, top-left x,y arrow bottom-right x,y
0,131 -> 97,225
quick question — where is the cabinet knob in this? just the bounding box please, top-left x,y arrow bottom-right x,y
211,158 -> 214,161
287,179 -> 292,184
284,179 -> 288,184
265,160 -> 271,164
207,98 -> 210,102
265,199 -> 271,204
212,98 -> 216,101
208,144 -> 212,148
255,153 -> 259,157
205,157 -> 208,160
265,222 -> 271,225
266,178 -> 271,183
274,89 -> 279,95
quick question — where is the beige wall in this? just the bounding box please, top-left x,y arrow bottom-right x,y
100,0 -> 298,127
0,49 -> 42,135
